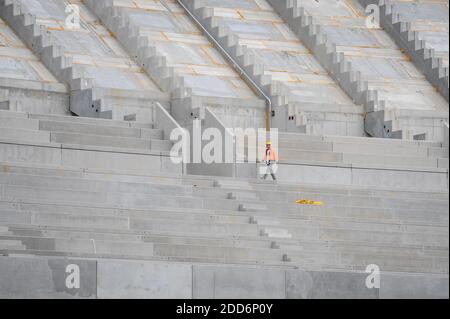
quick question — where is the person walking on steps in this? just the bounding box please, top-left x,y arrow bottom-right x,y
262,141 -> 279,181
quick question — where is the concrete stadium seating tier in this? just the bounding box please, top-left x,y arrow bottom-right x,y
0,159 -> 448,298
265,0 -> 448,141
0,0 -> 448,300
84,0 -> 266,130
179,0 -> 366,136
273,132 -> 449,191
0,109 -> 449,298
0,0 -> 170,122
0,109 -> 181,176
0,16 -> 68,114
359,0 -> 449,101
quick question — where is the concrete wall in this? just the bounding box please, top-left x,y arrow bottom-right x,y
0,256 -> 447,299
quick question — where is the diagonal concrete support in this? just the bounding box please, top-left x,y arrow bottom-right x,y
267,0 -> 449,141
85,0 -> 265,130
359,0 -> 449,102
0,0 -> 101,118
179,0 -> 309,134
266,0 -> 405,139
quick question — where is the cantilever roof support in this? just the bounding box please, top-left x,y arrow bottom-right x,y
176,0 -> 273,131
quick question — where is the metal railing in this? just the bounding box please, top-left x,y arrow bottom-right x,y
175,0 -> 273,130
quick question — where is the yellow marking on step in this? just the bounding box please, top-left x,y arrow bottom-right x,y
296,200 -> 324,206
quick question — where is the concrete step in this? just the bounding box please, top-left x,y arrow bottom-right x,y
194,189 -> 449,217
287,250 -> 448,274
0,208 -> 448,270
0,110 -> 29,119
1,170 -> 447,218
6,220 -> 444,256
238,203 -> 268,212
39,120 -> 163,140
28,112 -> 154,129
342,153 -> 439,169
0,208 -> 259,238
0,162 -> 183,186
0,127 -> 50,143
278,145 -> 442,169
1,173 -> 447,224
214,180 -> 254,190
7,226 -> 273,250
2,193 -> 444,233
284,205 -> 449,225
0,235 -> 155,257
251,213 -> 448,236
282,218 -> 449,236
152,243 -> 285,262
50,132 -> 151,150
4,202 -> 444,249
0,248 -> 292,268
1,196 -> 446,237
278,133 -> 444,151
0,184 -> 205,212
227,191 -> 259,200
0,226 -> 9,235
0,141 -> 180,177
332,141 -> 431,158
130,218 -> 258,237
0,200 -> 252,225
280,241 -> 449,259
0,234 -> 285,264
195,184 -> 449,211
429,147 -> 449,159
278,139 -> 333,152
4,160 -> 447,201
260,228 -> 293,239
312,228 -> 449,248
0,239 -> 25,250
3,213 -> 446,260
319,135 -> 443,149
0,173 -> 188,197
0,101 -> 9,110
283,191 -> 449,212
0,118 -> 39,131
0,166 -> 448,219
279,149 -> 343,163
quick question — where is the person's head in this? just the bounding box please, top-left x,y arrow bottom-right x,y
266,141 -> 272,149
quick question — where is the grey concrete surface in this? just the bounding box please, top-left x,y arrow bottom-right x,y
0,256 -> 97,299
0,0 -> 168,122
0,256 -> 447,298
84,0 -> 266,129
180,0 -> 366,136
266,0 -> 448,141
0,0 -> 448,299
358,0 -> 449,101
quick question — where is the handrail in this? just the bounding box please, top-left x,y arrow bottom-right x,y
175,0 -> 273,130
